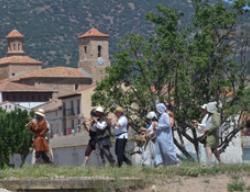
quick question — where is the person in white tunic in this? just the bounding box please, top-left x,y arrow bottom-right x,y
114,106 -> 132,167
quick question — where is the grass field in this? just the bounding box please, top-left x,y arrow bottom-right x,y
1,163 -> 250,179
1,164 -> 250,191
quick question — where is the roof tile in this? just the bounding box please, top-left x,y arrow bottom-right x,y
78,28 -> 109,39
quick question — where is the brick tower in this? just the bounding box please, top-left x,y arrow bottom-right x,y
78,28 -> 110,82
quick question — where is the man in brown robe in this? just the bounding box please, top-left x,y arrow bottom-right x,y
27,108 -> 51,164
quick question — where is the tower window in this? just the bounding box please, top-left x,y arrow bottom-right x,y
18,43 -> 21,50
84,46 -> 87,54
98,45 -> 102,57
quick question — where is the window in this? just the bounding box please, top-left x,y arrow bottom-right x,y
84,46 -> 87,54
75,84 -> 79,90
63,102 -> 66,116
71,120 -> 75,132
77,99 -> 80,114
98,45 -> 102,57
13,43 -> 16,50
71,100 -> 74,115
12,73 -> 15,76
18,43 -> 21,50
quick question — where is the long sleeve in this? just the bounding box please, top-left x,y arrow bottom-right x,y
157,113 -> 170,130
96,121 -> 107,130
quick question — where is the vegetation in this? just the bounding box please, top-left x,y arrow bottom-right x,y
1,164 -> 250,179
0,109 -> 32,168
92,0 -> 250,160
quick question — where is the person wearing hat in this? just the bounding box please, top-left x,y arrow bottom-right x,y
154,103 -> 179,166
82,109 -> 98,166
94,106 -> 115,166
140,111 -> 158,166
114,106 -> 132,167
26,108 -> 52,164
203,101 -> 221,164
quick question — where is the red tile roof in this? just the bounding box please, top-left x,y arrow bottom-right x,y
7,29 -> 24,38
15,67 -> 92,79
78,28 -> 109,39
0,55 -> 42,65
0,80 -> 54,92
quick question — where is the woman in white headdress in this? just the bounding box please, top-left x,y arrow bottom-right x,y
154,103 -> 179,166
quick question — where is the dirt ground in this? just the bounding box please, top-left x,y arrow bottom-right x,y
134,174 -> 250,192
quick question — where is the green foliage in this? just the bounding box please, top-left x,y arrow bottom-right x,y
227,175 -> 246,192
0,109 -> 32,168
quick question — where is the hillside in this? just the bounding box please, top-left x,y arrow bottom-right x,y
0,0 -> 248,68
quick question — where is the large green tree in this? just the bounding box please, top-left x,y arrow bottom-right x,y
93,1 -> 250,160
0,109 -> 32,168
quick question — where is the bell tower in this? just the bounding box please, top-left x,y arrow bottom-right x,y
7,29 -> 24,55
78,28 -> 110,82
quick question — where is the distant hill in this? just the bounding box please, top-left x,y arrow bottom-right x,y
0,0 -> 248,68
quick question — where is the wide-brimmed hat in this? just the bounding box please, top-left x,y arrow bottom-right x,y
35,108 -> 45,117
95,106 -> 104,113
115,106 -> 124,113
206,102 -> 218,113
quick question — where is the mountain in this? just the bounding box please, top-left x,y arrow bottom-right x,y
0,0 -> 248,68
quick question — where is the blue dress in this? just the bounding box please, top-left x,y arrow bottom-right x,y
154,103 -> 178,166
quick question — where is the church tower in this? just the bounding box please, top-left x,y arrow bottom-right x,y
78,28 -> 110,82
7,29 -> 24,55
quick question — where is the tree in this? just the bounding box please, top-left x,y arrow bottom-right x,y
0,109 -> 32,168
92,1 -> 250,160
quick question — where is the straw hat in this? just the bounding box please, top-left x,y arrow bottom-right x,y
115,106 -> 124,113
35,108 -> 45,117
96,106 -> 104,113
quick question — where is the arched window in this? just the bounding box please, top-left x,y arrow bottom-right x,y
98,45 -> 102,57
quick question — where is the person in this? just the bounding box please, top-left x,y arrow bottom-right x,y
140,111 -> 157,166
95,106 -> 115,166
114,106 -> 132,167
154,103 -> 179,166
192,104 -> 209,164
82,109 -> 97,166
203,102 -> 221,164
26,108 -> 52,164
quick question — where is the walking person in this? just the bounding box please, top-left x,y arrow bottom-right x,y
203,102 -> 221,164
114,106 -> 132,167
82,109 -> 97,166
140,111 -> 158,166
95,106 -> 115,166
154,103 -> 179,166
26,108 -> 52,164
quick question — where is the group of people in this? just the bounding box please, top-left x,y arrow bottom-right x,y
26,100 -> 222,167
82,106 -> 131,167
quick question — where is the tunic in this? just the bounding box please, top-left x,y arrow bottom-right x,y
30,119 -> 49,152
206,112 -> 221,149
154,103 -> 178,166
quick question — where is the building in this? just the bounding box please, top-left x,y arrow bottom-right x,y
13,66 -> 92,97
0,80 -> 55,109
0,101 -> 28,112
0,29 -> 42,80
78,28 -> 110,82
58,92 -> 82,135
